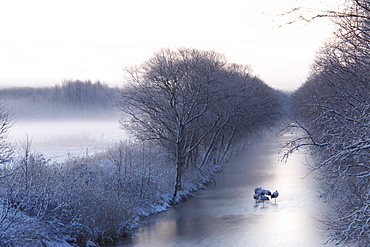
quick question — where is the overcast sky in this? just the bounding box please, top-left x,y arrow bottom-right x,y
0,0 -> 338,91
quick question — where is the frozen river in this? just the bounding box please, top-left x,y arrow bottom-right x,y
112,131 -> 330,247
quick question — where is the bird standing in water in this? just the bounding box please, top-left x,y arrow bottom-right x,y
253,193 -> 260,203
260,195 -> 269,207
271,190 -> 279,202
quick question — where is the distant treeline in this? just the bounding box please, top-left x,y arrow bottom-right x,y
0,80 -> 121,119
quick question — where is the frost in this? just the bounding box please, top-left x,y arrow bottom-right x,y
0,50 -> 284,245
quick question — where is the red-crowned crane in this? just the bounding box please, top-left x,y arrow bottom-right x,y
260,189 -> 272,196
271,190 -> 279,202
260,195 -> 269,206
254,187 -> 262,193
253,193 -> 260,203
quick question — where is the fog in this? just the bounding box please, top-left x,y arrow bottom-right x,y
9,119 -> 127,162
1,82 -> 127,162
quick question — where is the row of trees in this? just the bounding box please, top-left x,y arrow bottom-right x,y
119,47 -> 283,200
54,80 -> 118,112
0,80 -> 120,119
287,0 -> 370,245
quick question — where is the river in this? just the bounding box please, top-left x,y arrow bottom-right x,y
110,131 -> 331,247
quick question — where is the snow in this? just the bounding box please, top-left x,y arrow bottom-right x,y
1,120 -> 216,246
9,120 -> 128,162
120,133 -> 330,247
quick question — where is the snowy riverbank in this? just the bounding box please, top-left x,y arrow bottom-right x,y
1,132 -> 224,246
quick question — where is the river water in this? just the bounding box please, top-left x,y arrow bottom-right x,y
111,131 -> 331,247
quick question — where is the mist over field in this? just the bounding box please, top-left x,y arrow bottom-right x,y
0,80 -> 121,120
1,81 -> 124,161
10,120 -> 126,162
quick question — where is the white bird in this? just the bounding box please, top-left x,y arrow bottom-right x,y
271,190 -> 279,202
260,195 -> 269,206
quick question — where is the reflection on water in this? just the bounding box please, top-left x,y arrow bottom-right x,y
114,132 -> 330,247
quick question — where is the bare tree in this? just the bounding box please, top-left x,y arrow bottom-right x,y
119,48 -> 231,200
278,0 -> 370,26
119,47 -> 283,201
0,104 -> 13,168
286,1 -> 370,244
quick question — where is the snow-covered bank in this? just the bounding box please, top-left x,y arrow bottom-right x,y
0,138 -> 225,246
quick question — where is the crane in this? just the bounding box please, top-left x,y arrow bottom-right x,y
259,195 -> 269,206
271,190 -> 279,202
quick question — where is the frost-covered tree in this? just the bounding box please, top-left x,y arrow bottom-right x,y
119,48 -> 229,200
286,0 -> 370,245
0,104 -> 13,167
0,83 -> 120,120
53,79 -> 118,116
119,47 -> 282,201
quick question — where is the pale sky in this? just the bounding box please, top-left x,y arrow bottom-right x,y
0,0 -> 337,91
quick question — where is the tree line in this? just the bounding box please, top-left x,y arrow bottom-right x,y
285,0 -> 370,245
119,47 -> 284,200
0,80 -> 120,120
0,48 -> 284,245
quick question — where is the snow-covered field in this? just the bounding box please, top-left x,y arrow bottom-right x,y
9,120 -> 128,162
